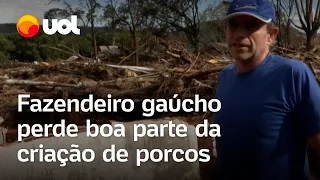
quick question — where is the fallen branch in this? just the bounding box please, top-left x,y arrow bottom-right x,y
166,68 -> 199,73
117,42 -> 147,65
184,66 -> 225,79
111,83 -> 161,98
8,68 -> 35,75
180,53 -> 200,79
105,64 -> 155,73
0,79 -> 85,88
166,51 -> 192,64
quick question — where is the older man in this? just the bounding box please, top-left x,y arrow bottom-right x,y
213,0 -> 320,179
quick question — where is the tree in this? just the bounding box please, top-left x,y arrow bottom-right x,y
199,0 -> 228,43
272,0 -> 296,48
0,34 -> 15,61
280,0 -> 295,48
45,0 -> 102,59
103,3 -> 120,45
104,0 -> 150,65
292,0 -> 320,50
146,0 -> 202,53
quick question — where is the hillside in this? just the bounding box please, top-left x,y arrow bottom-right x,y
0,21 -> 307,40
0,23 -> 106,36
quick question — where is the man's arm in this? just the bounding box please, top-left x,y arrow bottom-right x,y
292,61 -> 320,179
308,133 -> 320,180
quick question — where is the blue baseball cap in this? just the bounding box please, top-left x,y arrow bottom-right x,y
223,0 -> 276,23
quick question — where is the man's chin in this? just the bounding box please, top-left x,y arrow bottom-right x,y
231,53 -> 253,62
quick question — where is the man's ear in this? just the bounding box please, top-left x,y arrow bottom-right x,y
267,26 -> 279,45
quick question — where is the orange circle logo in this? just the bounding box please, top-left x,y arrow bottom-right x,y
16,14 -> 40,38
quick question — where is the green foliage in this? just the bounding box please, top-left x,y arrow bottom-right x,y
0,22 -> 147,62
0,34 -> 14,62
0,34 -> 15,52
0,51 -> 9,62
0,30 -> 98,62
60,35 -> 92,57
6,0 -> 302,62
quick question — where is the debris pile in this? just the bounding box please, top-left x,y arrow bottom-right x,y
273,46 -> 320,83
0,38 -> 319,180
0,38 -> 228,180
0,47 -> 230,128
0,42 -> 319,129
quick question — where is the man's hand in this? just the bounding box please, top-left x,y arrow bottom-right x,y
308,132 -> 320,180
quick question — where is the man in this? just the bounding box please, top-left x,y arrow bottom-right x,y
213,0 -> 320,179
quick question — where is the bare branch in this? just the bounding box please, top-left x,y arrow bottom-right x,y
294,0 -> 307,31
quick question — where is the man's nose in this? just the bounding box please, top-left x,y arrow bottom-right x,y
233,27 -> 247,38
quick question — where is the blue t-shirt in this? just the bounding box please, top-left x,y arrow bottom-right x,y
213,53 -> 320,180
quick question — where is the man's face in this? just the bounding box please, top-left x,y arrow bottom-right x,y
225,15 -> 274,62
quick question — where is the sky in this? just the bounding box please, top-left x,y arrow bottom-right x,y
0,0 -> 64,24
0,0 -> 213,24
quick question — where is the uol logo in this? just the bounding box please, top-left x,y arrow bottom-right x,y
16,14 -> 80,38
